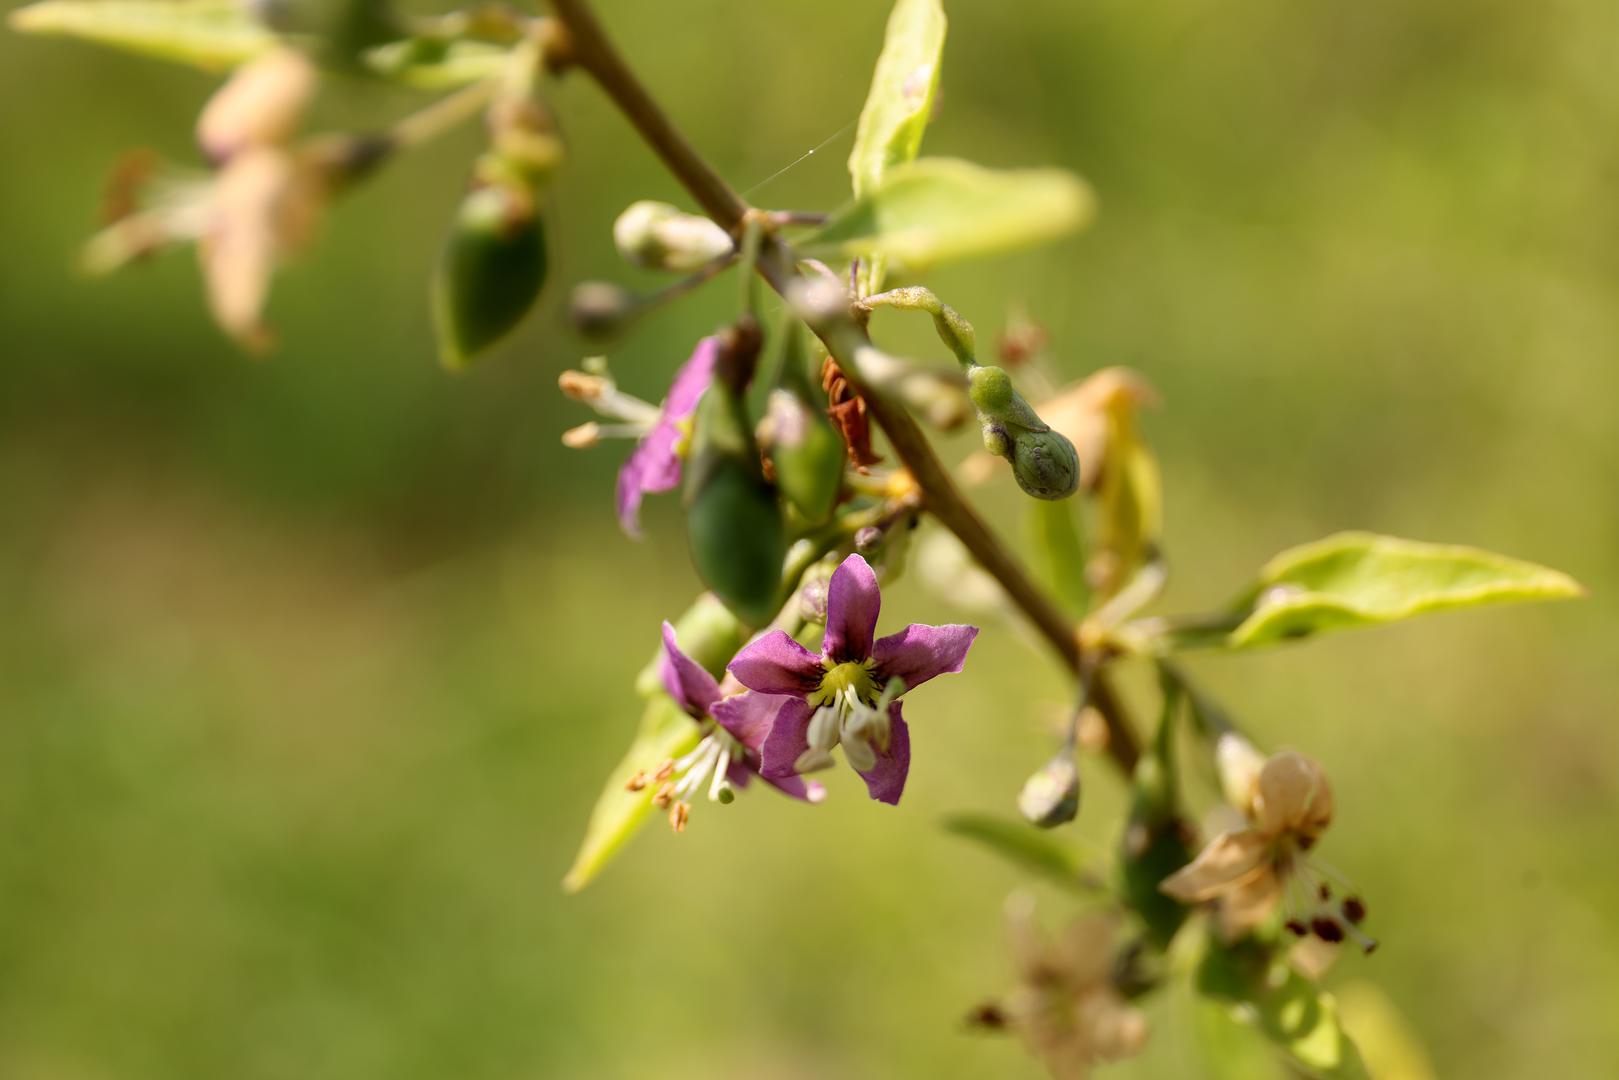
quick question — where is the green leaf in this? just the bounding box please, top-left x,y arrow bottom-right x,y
8,0 -> 274,70
942,813 -> 1094,893
807,157 -> 1094,271
847,0 -> 946,294
561,695 -> 700,893
1197,937 -> 1370,1080
362,37 -> 510,88
1227,531 -> 1583,648
1190,995 -> 1286,1080
848,0 -> 945,197
1026,496 -> 1089,614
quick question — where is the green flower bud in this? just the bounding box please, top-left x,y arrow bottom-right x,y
432,180 -> 547,370
1011,427 -> 1081,501
1018,749 -> 1081,827
969,363 -> 1081,501
684,381 -> 786,627
613,200 -> 733,272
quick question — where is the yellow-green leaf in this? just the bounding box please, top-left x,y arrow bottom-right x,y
807,157 -> 1094,271
1335,981 -> 1437,1080
1026,498 -> 1088,614
848,0 -> 945,197
1197,937 -> 1370,1080
1227,532 -> 1583,648
847,0 -> 946,294
362,38 -> 511,89
942,813 -> 1095,893
8,0 -> 274,70
560,695 -> 700,894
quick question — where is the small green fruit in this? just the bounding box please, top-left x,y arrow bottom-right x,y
686,455 -> 786,628
432,184 -> 547,370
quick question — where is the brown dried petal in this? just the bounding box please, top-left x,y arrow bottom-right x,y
821,355 -> 882,468
1214,862 -> 1285,942
199,147 -> 326,351
1254,751 -> 1333,840
1158,829 -> 1270,904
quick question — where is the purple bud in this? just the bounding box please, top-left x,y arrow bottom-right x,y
799,579 -> 829,623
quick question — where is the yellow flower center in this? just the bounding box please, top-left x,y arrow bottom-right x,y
811,659 -> 878,709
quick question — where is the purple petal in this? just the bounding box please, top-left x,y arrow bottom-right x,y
734,696 -> 814,779
822,553 -> 881,663
853,702 -> 910,805
871,623 -> 978,693
761,770 -> 827,803
664,336 -> 721,421
613,337 -> 720,538
710,691 -> 806,752
727,631 -> 825,697
615,428 -> 681,537
721,730 -> 825,801
725,759 -> 754,790
659,621 -> 721,718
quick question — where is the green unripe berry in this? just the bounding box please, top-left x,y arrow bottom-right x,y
432,183 -> 547,370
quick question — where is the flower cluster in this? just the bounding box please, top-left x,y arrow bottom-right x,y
631,553 -> 977,820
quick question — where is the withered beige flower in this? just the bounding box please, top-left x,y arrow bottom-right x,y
988,900 -> 1148,1080
1160,749 -> 1372,953
199,145 -> 329,351
195,47 -> 317,163
193,48 -> 328,351
85,47 -> 339,352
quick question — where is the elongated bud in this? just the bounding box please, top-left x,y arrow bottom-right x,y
1017,749 -> 1080,827
969,365 -> 1080,500
613,200 -> 732,272
431,178 -> 548,370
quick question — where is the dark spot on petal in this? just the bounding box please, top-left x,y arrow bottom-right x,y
966,1003 -> 1008,1030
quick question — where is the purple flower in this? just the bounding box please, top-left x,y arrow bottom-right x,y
615,337 -> 719,537
717,554 -> 978,805
647,621 -> 825,821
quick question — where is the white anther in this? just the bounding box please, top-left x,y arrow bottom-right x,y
807,707 -> 842,752
841,733 -> 877,773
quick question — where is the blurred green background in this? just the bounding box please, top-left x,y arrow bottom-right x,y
1,0 -> 1615,1076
